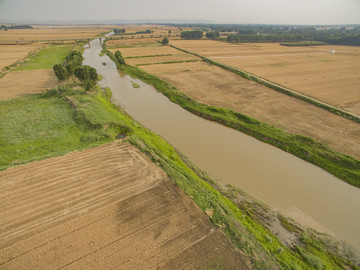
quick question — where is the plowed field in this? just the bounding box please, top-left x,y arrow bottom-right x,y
0,142 -> 248,269
170,40 -> 360,116
141,61 -> 360,159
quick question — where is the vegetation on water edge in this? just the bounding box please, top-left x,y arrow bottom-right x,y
131,81 -> 140,88
104,47 -> 360,188
2,79 -> 358,268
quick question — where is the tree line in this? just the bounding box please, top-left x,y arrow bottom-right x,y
0,24 -> 33,31
162,23 -> 360,46
53,50 -> 98,91
180,30 -> 203,39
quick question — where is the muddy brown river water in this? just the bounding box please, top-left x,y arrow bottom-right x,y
83,38 -> 360,251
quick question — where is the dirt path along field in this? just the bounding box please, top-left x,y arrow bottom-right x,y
0,142 -> 248,269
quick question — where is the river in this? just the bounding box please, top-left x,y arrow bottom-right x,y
83,38 -> 360,251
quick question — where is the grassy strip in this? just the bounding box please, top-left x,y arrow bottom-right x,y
280,41 -> 328,46
0,86 -> 129,171
170,44 -> 360,124
14,45 -> 73,71
104,48 -> 360,188
125,54 -> 173,59
136,59 -> 199,66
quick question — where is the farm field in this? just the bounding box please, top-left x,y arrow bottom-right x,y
108,42 -> 198,66
0,43 -> 43,70
140,56 -> 360,160
0,141 -> 248,269
170,40 -> 360,116
0,25 -> 115,41
0,69 -> 58,100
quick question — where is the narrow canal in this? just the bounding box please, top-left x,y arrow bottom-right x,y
83,38 -> 360,251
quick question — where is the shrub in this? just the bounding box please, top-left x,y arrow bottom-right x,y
53,64 -> 69,81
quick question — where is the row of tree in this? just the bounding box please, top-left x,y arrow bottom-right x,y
53,50 -> 98,91
163,23 -> 360,46
227,33 -> 360,46
0,24 -> 33,31
180,30 -> 203,39
113,28 -> 125,34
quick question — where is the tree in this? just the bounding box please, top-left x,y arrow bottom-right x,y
206,31 -> 220,39
115,51 -> 126,65
74,65 -> 98,91
161,37 -> 169,46
53,64 -> 69,81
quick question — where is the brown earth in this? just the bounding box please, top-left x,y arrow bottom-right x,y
0,44 -> 43,70
170,40 -> 360,116
141,61 -> 360,159
0,25 -> 115,41
0,69 -> 58,100
0,142 -> 248,269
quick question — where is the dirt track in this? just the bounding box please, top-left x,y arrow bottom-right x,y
0,142 -> 248,269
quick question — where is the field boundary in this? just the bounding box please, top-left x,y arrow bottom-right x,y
169,44 -> 360,124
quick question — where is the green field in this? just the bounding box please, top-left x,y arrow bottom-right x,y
14,45 -> 73,70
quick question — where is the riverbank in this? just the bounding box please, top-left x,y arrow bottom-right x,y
103,47 -> 360,188
7,83 -> 360,268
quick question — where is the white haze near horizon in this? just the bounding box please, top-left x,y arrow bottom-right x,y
0,0 -> 359,25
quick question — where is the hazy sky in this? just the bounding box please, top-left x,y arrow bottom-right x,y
0,0 -> 359,25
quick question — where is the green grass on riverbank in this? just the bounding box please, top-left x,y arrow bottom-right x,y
14,45 -> 73,71
1,82 -> 358,269
0,86 -> 129,171
104,48 -> 360,188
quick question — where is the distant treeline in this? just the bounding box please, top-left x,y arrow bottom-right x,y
0,24 -> 33,30
113,29 -> 152,36
167,23 -> 360,46
113,28 -> 125,34
180,30 -> 203,39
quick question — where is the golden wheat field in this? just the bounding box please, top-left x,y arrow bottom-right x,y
170,40 -> 360,116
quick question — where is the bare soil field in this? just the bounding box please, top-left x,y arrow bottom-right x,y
141,61 -> 360,159
0,25 -> 114,41
0,142 -> 248,269
0,44 -> 43,70
0,69 -> 58,100
170,40 -> 360,116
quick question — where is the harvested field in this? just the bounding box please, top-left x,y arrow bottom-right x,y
0,69 -> 58,100
0,25 -> 114,41
170,40 -> 360,116
0,44 -> 43,70
106,38 -> 162,48
108,45 -> 199,66
141,61 -> 360,159
0,142 -> 248,269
